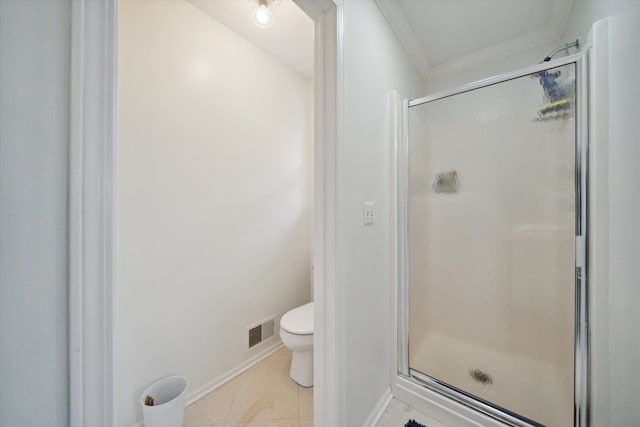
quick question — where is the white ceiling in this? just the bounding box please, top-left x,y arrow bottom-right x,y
376,0 -> 574,82
189,0 -> 314,79
188,0 -> 575,84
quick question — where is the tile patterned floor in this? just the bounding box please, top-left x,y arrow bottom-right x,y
184,347 -> 312,427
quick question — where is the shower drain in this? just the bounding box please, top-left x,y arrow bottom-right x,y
469,368 -> 493,385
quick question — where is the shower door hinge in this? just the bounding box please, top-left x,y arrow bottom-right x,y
575,235 -> 586,276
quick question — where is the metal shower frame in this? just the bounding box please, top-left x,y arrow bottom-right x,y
396,52 -> 589,427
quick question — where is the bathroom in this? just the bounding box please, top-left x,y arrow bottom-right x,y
115,1 -> 640,424
115,0 -> 316,426
1,1 -> 640,427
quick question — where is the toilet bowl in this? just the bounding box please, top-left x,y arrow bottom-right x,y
280,302 -> 313,387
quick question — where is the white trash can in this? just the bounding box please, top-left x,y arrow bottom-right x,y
140,376 -> 188,427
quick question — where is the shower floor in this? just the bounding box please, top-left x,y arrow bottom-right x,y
410,332 -> 572,426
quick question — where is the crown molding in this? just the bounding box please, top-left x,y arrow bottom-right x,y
427,23 -> 560,81
376,0 -> 575,83
374,0 -> 431,81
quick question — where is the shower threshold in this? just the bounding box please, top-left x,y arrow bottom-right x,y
407,370 -> 544,427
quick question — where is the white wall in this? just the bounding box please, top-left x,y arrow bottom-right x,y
605,13 -> 640,425
340,2 -> 424,425
116,1 -> 312,425
560,3 -> 640,426
561,0 -> 640,43
586,8 -> 640,427
0,1 -> 70,426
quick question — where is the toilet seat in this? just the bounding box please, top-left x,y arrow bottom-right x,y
280,302 -> 313,335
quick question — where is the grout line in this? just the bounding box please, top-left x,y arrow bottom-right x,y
185,342 -> 284,408
190,348 -> 307,425
223,374 -> 240,423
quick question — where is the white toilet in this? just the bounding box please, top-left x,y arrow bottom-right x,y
280,302 -> 313,387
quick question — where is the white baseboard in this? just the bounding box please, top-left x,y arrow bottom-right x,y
363,386 -> 393,427
131,340 -> 284,427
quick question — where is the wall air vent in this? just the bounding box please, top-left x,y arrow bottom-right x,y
246,315 -> 275,350
248,325 -> 262,348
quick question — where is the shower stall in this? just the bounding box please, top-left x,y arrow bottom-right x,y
397,54 -> 587,426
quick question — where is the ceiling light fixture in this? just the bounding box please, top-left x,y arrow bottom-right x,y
251,0 -> 280,29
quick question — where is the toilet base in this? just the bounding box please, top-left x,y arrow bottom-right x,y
290,349 -> 313,387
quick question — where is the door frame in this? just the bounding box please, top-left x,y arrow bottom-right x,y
68,0 -> 344,425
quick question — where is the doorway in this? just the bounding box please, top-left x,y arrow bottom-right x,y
67,1 -> 341,426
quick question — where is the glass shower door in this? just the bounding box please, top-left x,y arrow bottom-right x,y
406,63 -> 577,426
